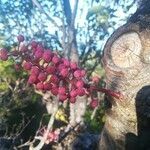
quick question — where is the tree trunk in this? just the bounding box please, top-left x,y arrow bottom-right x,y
99,1 -> 150,149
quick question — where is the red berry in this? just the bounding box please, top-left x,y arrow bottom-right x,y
60,68 -> 69,78
74,70 -> 81,78
70,78 -> 77,86
70,62 -> 77,70
51,86 -> 58,95
90,99 -> 99,109
59,94 -> 68,101
23,62 -> 32,70
35,49 -> 43,59
36,44 -> 44,52
17,35 -> 24,42
46,66 -> 56,74
76,80 -> 84,88
59,86 -> 66,95
52,56 -> 59,64
69,97 -> 76,103
58,64 -> 66,71
81,70 -> 86,77
62,58 -> 70,67
44,82 -> 52,90
38,72 -> 47,82
31,66 -> 40,76
77,88 -> 85,96
70,89 -> 78,97
0,49 -> 8,61
36,82 -> 44,90
42,50 -> 52,62
31,41 -> 38,48
28,75 -> 37,84
49,75 -> 59,84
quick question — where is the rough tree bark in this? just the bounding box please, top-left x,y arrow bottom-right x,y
99,0 -> 150,149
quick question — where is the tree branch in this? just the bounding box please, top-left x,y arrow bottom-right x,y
71,0 -> 79,28
29,97 -> 59,150
32,0 -> 61,30
62,0 -> 72,26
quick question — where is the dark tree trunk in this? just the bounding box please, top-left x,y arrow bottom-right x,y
99,1 -> 150,149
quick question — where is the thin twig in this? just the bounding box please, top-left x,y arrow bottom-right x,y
91,107 -> 98,120
58,122 -> 81,143
29,97 -> 59,150
32,0 -> 61,30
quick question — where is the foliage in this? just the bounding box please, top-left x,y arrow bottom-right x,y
84,106 -> 105,133
0,0 -> 137,76
0,59 -> 45,140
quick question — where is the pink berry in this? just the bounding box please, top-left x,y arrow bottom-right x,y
51,86 -> 58,95
76,80 -> 84,88
36,82 -> 44,90
31,41 -> 38,48
81,70 -> 86,77
62,58 -> 70,67
59,94 -> 68,101
35,49 -> 43,59
60,68 -> 69,78
52,56 -> 60,64
59,86 -> 66,95
47,132 -> 54,140
31,66 -> 40,76
44,82 -> 52,90
74,70 -> 81,78
70,62 -> 77,70
90,99 -> 99,109
58,64 -> 66,71
49,75 -> 59,84
23,62 -> 32,70
38,72 -> 47,82
69,97 -> 76,103
0,49 -> 8,61
17,35 -> 24,42
42,50 -> 52,62
36,44 -> 44,52
28,75 -> 37,84
70,89 -> 78,97
70,78 -> 77,86
77,88 -> 85,96
46,66 -> 56,74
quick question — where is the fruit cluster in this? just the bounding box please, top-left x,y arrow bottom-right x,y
38,126 -> 60,144
0,35 -> 122,108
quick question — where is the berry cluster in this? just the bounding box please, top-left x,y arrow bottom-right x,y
0,35 -> 122,108
38,126 -> 60,144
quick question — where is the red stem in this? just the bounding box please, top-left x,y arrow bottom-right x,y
90,86 -> 122,99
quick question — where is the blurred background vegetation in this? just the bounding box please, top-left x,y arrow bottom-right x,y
0,0 -> 138,145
